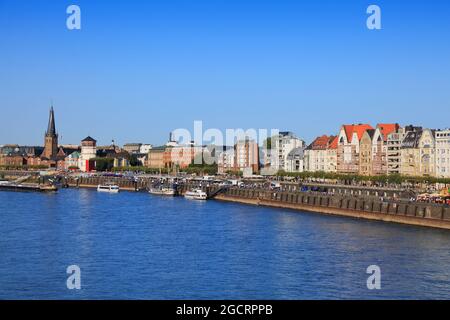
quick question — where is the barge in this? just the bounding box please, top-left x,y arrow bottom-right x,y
0,182 -> 58,192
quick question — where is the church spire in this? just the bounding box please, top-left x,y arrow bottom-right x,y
46,106 -> 56,136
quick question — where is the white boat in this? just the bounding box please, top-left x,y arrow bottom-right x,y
184,189 -> 208,200
97,184 -> 120,193
149,186 -> 176,196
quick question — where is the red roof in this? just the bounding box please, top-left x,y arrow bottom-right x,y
309,135 -> 331,150
328,136 -> 338,149
308,135 -> 337,150
342,124 -> 373,142
377,123 -> 400,141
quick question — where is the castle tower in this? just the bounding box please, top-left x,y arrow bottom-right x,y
79,136 -> 97,172
41,106 -> 59,159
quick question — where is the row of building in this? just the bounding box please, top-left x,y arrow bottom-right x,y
1,108 -> 450,178
258,124 -> 450,178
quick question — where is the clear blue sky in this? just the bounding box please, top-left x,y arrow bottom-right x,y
1,0 -> 449,146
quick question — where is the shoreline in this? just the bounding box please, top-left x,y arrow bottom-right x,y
214,194 -> 450,231
6,176 -> 450,231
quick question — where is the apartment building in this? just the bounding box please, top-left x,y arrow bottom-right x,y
270,132 -> 305,172
337,124 -> 373,174
435,129 -> 450,178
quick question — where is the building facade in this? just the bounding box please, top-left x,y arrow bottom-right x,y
285,148 -> 305,173
0,153 -> 26,167
371,124 -> 400,175
400,129 -> 423,177
65,151 -> 81,170
304,135 -> 336,172
270,132 -> 304,172
387,128 -> 406,175
359,129 -> 375,176
123,143 -> 142,154
435,129 -> 450,178
337,124 -> 373,174
217,139 -> 259,174
217,147 -> 237,174
418,128 -> 436,177
79,136 -> 97,172
146,147 -> 166,169
235,138 -> 259,173
326,136 -> 338,173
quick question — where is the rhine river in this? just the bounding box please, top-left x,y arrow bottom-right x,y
0,188 -> 449,299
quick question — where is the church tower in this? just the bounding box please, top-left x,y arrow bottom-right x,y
41,106 -> 59,159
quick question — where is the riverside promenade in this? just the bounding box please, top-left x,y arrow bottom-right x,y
57,175 -> 450,231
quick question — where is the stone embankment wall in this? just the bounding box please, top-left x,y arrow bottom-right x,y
62,176 -> 450,230
63,176 -> 148,191
214,188 -> 450,230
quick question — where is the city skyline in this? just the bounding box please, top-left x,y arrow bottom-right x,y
1,105 -> 450,147
1,0 -> 450,146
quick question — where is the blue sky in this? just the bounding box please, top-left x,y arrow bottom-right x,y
1,0 -> 449,146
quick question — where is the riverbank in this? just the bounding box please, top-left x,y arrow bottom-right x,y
6,174 -> 449,231
214,194 -> 450,230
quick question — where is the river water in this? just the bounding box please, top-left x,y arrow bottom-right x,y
0,188 -> 449,299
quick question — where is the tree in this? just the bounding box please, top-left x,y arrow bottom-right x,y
93,158 -> 114,172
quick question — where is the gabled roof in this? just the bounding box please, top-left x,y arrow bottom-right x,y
342,124 -> 374,142
376,123 -> 400,141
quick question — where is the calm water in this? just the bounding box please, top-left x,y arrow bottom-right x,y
0,188 -> 449,300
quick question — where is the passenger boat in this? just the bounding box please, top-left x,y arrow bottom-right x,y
184,189 -> 208,200
149,186 -> 177,196
97,184 -> 120,193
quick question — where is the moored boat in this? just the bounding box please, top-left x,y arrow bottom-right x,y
97,184 -> 120,193
184,189 -> 208,200
149,186 -> 177,196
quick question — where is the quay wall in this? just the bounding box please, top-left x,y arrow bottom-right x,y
63,176 -> 148,191
62,176 -> 450,230
214,188 -> 450,230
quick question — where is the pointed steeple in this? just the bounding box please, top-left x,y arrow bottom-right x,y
41,105 -> 59,160
46,106 -> 56,136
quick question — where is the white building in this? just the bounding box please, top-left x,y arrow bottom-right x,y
285,148 -> 305,173
270,132 -> 305,172
435,129 -> 450,178
79,136 -> 97,172
304,135 -> 336,172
